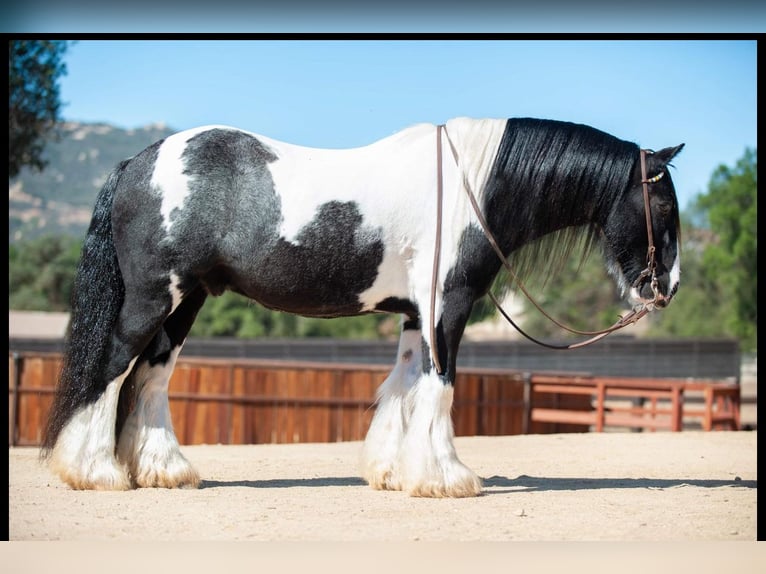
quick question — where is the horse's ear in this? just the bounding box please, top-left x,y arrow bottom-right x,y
654,144 -> 685,166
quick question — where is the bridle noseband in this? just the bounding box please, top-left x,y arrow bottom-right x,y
429,126 -> 666,374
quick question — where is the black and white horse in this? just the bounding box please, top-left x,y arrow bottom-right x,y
41,117 -> 683,497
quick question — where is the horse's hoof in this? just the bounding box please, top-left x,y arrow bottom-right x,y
362,465 -> 403,492
402,462 -> 483,498
49,458 -> 132,491
131,458 -> 201,489
406,477 -> 483,498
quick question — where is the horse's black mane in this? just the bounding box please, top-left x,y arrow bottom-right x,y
483,117 -> 639,289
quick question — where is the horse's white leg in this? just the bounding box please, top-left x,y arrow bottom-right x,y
398,369 -> 482,498
360,325 -> 421,491
47,357 -> 138,491
116,346 -> 200,489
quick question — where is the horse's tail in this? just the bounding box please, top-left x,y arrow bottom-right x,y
40,160 -> 130,459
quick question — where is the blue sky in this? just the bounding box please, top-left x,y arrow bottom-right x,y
54,39 -> 756,211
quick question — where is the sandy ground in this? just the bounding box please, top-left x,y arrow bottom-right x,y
9,431 -> 758,542
6,432 -> 763,574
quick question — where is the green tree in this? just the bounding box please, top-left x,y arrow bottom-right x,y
9,235 -> 82,311
649,148 -> 757,351
9,40 -> 70,178
646,221 -> 731,339
701,148 -> 757,350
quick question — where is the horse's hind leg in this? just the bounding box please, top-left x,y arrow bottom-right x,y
116,285 -> 207,488
47,290 -> 173,491
47,360 -> 138,490
360,318 -> 422,490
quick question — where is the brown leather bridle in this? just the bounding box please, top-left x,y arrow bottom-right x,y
429,125 -> 665,374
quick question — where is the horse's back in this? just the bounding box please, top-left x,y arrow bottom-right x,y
108,124 -> 427,316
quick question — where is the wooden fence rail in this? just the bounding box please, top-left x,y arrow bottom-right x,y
8,352 -> 740,448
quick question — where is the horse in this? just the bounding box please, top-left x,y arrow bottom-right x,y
40,117 -> 684,497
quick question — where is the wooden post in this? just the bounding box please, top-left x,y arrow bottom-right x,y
703,386 -> 714,431
522,372 -> 532,435
595,381 -> 605,432
9,353 -> 23,447
671,385 -> 683,431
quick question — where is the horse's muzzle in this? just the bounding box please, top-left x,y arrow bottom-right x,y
631,274 -> 675,310
653,294 -> 670,308
655,281 -> 680,309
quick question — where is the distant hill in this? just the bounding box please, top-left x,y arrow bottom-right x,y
9,121 -> 177,243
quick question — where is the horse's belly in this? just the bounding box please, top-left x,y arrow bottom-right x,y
225,244 -> 411,318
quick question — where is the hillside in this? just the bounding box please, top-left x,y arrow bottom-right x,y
9,121 -> 177,243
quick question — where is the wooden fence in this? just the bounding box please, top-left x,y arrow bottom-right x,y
526,373 -> 741,432
9,352 -> 741,448
8,352 -> 592,447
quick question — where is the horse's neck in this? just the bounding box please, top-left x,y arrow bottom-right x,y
485,182 -> 597,257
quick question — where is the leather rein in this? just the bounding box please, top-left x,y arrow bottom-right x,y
429,125 -> 664,374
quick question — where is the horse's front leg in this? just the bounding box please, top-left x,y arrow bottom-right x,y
360,319 -> 422,490
396,375 -> 482,498
396,293 -> 482,498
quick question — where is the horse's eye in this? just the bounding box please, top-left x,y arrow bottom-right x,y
657,200 -> 673,216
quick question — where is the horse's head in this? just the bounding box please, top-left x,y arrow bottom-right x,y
602,143 -> 685,310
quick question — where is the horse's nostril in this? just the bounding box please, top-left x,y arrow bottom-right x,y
640,282 -> 655,301
654,291 -> 672,308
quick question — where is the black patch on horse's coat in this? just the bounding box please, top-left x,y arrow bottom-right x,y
248,200 -> 385,316
167,128 -> 385,317
402,318 -> 421,331
169,128 -> 282,273
375,297 -> 419,324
